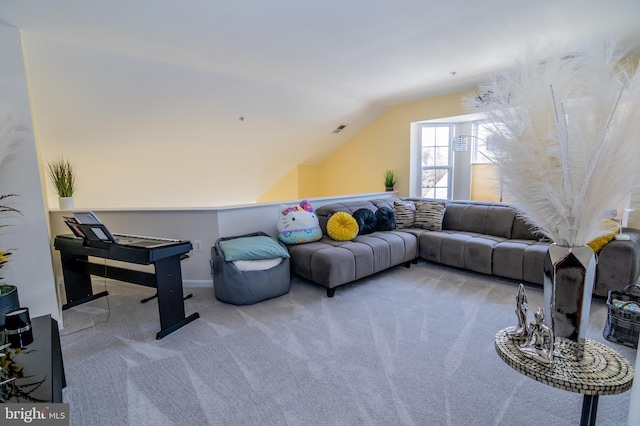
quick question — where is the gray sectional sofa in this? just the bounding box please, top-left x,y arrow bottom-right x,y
286,197 -> 640,298
287,199 -> 418,297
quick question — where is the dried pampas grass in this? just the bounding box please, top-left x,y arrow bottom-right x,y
465,41 -> 640,247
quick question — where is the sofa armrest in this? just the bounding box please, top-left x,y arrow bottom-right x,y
594,228 -> 640,297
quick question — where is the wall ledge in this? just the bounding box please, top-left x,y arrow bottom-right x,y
47,191 -> 399,213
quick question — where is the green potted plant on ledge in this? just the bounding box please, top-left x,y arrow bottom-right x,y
384,170 -> 396,192
47,157 -> 76,211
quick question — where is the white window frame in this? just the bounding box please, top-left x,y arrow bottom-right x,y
417,123 -> 453,199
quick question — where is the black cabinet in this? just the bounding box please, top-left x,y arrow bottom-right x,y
1,315 -> 66,403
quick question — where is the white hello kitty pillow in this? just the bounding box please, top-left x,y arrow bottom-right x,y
276,200 -> 322,244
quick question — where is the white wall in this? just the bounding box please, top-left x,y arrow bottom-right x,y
48,192 -> 395,287
0,24 -> 59,321
21,34 -> 383,210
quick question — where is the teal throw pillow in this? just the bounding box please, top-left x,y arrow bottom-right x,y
219,236 -> 290,261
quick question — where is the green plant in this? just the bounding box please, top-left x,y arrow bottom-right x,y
0,194 -> 20,294
0,253 -> 13,288
384,170 -> 396,188
47,157 -> 76,197
0,343 -> 47,402
0,194 -> 20,225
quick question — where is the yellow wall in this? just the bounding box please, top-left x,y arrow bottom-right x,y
470,163 -> 500,201
257,164 -> 322,203
257,167 -> 300,202
316,91 -> 469,198
260,89 -> 472,201
298,165 -> 322,197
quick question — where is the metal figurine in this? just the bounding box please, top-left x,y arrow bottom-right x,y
519,307 -> 554,364
506,283 -> 529,339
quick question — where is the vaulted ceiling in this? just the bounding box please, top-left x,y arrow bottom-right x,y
3,0 -> 639,106
1,1 -> 639,207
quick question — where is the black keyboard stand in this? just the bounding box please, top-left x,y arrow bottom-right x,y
141,292 -> 193,303
55,235 -> 198,340
140,254 -> 191,304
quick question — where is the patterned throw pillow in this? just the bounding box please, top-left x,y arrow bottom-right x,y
393,201 -> 416,229
352,208 -> 377,235
327,212 -> 359,241
414,201 -> 446,231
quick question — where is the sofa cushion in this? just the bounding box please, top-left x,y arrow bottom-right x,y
375,207 -> 396,231
443,202 -> 515,238
353,208 -> 378,235
594,229 -> 640,296
419,231 -> 471,268
463,235 -> 504,274
371,198 -> 401,211
511,215 -> 541,240
394,200 -> 416,228
522,242 -> 550,285
418,231 -> 504,275
493,240 -> 548,283
287,231 -> 418,289
327,212 -> 359,241
414,201 -> 446,231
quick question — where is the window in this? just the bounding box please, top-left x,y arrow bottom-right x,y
419,124 -> 452,199
472,121 -> 498,164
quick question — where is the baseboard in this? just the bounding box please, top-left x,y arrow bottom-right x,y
74,277 -> 212,289
183,280 -> 213,288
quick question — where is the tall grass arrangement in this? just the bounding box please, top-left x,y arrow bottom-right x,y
465,41 -> 640,247
47,157 -> 76,198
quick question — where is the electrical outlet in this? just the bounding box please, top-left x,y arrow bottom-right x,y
193,240 -> 202,252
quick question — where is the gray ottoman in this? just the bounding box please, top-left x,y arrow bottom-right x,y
210,232 -> 291,305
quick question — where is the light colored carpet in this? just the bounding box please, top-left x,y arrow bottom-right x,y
59,260 -> 636,426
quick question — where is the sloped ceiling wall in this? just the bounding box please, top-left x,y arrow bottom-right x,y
8,0 -> 639,208
25,34 -> 385,208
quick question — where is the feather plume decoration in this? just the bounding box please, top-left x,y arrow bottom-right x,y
464,41 -> 640,247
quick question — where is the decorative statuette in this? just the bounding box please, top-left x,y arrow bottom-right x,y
519,307 -> 554,364
506,283 -> 528,339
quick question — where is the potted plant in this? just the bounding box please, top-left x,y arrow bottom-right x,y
47,157 -> 76,210
0,282 -> 19,330
0,194 -> 21,330
384,170 -> 396,191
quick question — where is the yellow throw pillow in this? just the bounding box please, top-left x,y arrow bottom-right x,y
327,212 -> 359,241
587,219 -> 619,253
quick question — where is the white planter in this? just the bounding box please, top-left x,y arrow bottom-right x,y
58,197 -> 74,211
